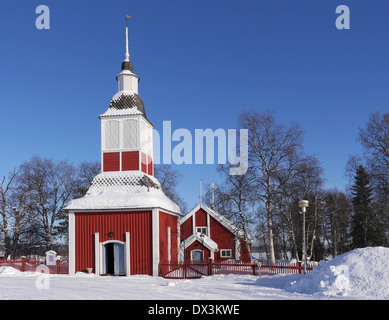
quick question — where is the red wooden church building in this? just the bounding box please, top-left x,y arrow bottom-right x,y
65,26 -> 181,276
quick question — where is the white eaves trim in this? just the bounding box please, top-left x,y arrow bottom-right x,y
180,203 -> 251,240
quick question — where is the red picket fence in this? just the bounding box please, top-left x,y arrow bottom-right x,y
159,260 -> 256,279
159,260 -> 315,279
258,260 -> 314,276
0,258 -> 68,274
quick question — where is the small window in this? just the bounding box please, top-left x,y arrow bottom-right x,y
196,227 -> 207,235
220,249 -> 232,258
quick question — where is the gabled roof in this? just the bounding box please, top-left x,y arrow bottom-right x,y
180,203 -> 251,240
180,232 -> 218,251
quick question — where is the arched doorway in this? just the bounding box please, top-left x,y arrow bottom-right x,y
101,241 -> 125,275
191,249 -> 203,262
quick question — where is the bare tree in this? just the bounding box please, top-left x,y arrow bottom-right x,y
154,164 -> 187,214
0,171 -> 18,257
0,168 -> 37,258
358,112 -> 389,243
74,161 -> 101,198
359,112 -> 389,173
321,189 -> 351,257
275,155 -> 324,261
16,156 -> 77,250
239,110 -> 306,263
210,165 -> 256,260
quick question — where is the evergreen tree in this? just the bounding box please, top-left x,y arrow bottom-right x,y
350,165 -> 375,248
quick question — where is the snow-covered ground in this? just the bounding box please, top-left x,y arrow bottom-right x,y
0,247 -> 388,300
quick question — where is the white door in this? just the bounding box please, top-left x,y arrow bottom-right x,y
114,243 -> 125,275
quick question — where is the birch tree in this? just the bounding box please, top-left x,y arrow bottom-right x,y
239,110 -> 306,263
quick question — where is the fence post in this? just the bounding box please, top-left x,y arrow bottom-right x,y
298,261 -> 302,274
252,263 -> 256,276
21,257 -> 26,272
56,259 -> 60,274
208,259 -> 213,276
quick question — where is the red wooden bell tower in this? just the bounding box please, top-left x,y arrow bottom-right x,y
66,23 -> 181,277
100,25 -> 153,176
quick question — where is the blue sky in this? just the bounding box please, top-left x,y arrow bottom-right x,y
1,0 -> 388,211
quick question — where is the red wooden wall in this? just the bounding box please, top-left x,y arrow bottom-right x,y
122,151 -> 139,171
141,152 -> 153,176
159,211 -> 179,264
180,208 -> 251,262
103,152 -> 120,172
102,151 -> 153,176
180,216 -> 192,240
184,241 -> 210,262
74,211 -> 152,275
209,213 -> 235,261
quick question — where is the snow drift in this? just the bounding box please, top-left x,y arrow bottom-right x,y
0,247 -> 388,300
286,247 -> 389,299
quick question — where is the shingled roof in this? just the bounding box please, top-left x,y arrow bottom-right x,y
108,90 -> 146,117
121,60 -> 134,73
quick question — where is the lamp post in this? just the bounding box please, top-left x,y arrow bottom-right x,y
299,200 -> 309,274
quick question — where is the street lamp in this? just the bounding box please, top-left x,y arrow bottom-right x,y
299,200 -> 309,274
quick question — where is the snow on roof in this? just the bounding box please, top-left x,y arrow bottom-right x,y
99,106 -> 143,117
180,232 -> 218,251
99,90 -> 146,118
181,203 -> 251,240
65,171 -> 181,214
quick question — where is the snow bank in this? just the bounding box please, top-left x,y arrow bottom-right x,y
287,247 -> 389,299
0,266 -> 22,276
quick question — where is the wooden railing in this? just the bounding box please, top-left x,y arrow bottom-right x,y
0,258 -> 68,274
159,260 -> 315,279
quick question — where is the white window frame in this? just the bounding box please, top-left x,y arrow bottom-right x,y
191,249 -> 204,262
220,249 -> 232,258
196,227 -> 207,236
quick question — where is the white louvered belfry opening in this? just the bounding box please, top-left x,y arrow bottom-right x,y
105,120 -> 119,150
103,118 -> 139,151
123,119 -> 138,149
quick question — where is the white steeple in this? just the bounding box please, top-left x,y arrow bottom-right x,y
117,23 -> 139,93
125,25 -> 130,61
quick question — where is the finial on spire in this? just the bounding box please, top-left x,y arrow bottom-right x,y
125,15 -> 132,61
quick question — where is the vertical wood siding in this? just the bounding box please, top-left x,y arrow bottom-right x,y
103,152 -> 120,172
75,211 -> 152,275
122,151 -> 139,171
159,212 -> 179,264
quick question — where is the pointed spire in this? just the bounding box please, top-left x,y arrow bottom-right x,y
125,26 -> 130,61
120,15 -> 135,73
125,15 -> 131,61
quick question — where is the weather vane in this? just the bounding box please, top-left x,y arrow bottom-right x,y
125,14 -> 132,27
124,14 -> 132,61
